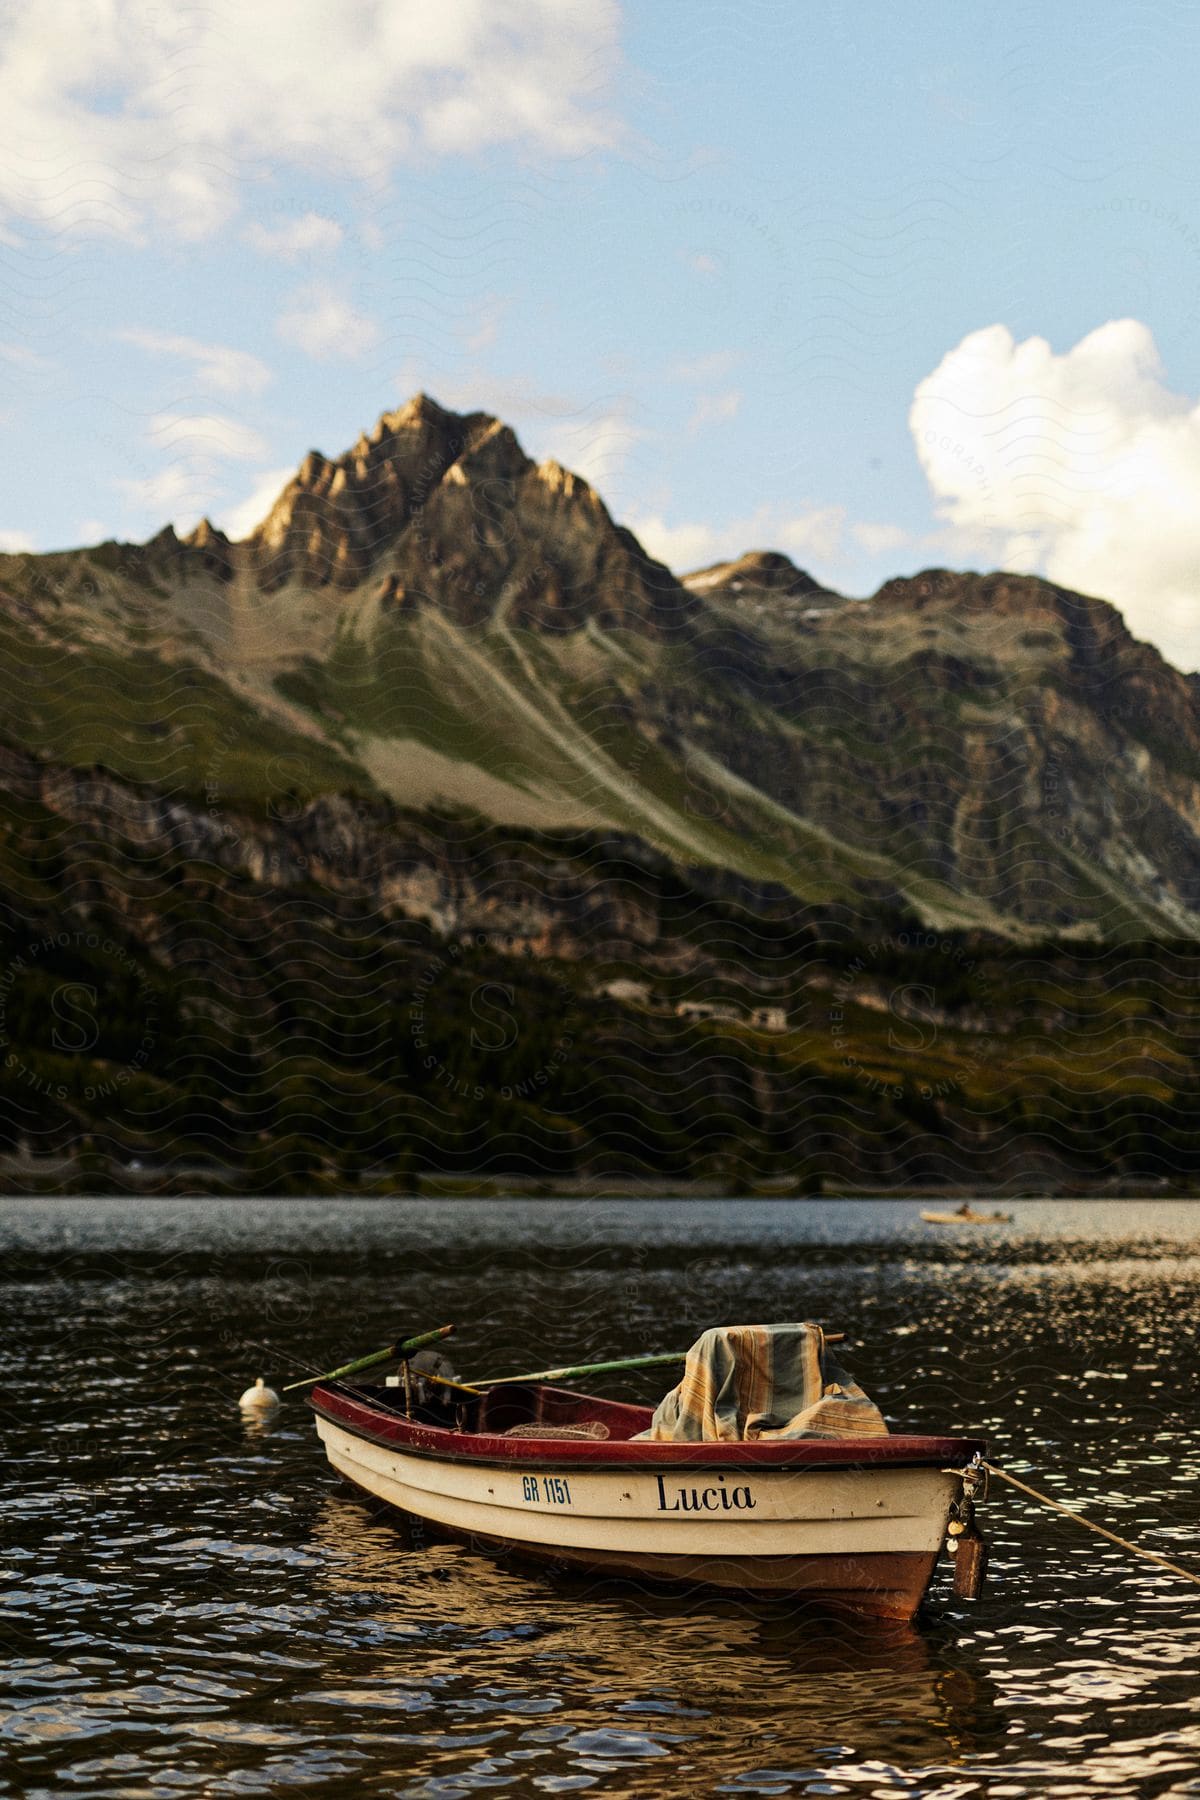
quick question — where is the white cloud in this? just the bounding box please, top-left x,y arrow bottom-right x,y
538,405 -> 647,495
243,211 -> 345,260
388,364 -> 650,498
0,529 -> 34,553
852,521 -> 912,556
117,329 -> 272,395
0,1 -> 622,240
217,466 -> 295,540
0,341 -> 54,372
463,296 -> 510,355
777,506 -> 847,566
669,350 -> 743,384
113,465 -> 211,518
687,388 -> 741,434
629,514 -> 733,573
631,504 -> 847,575
114,411 -> 271,530
911,318 -> 1200,670
278,284 -> 380,360
392,363 -> 590,426
149,412 -> 268,461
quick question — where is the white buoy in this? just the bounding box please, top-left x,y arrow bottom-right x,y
239,1376 -> 281,1411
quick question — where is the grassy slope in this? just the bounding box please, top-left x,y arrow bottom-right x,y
0,546 -> 1190,936
0,741 -> 1196,1194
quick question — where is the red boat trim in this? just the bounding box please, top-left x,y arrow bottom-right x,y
308,1383 -> 985,1472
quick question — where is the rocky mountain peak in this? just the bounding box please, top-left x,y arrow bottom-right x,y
865,568 -> 1200,800
246,395 -> 510,570
184,517 -> 229,552
181,516 -> 233,580
871,567 -> 1146,668
233,393 -> 693,635
684,550 -> 826,599
378,390 -> 461,434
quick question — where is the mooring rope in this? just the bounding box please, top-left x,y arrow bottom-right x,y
983,1460 -> 1200,1588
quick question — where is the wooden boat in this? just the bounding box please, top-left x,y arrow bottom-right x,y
921,1208 -> 1012,1225
308,1377 -> 986,1620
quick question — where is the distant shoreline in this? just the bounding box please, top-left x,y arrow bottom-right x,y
0,1172 -> 1189,1201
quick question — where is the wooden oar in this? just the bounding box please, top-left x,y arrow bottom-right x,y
281,1324 -> 455,1392
419,1369 -> 483,1397
468,1351 -> 686,1387
468,1334 -> 845,1389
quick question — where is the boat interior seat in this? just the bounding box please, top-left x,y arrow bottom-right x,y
355,1385 -> 461,1428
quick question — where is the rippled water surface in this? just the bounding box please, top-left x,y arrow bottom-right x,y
3,1197 -> 1199,1798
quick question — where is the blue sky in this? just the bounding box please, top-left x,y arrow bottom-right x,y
2,0 -> 1199,667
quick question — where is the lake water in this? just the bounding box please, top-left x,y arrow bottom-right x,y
3,1197 -> 1199,1798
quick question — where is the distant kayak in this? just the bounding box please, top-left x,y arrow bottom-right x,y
921,1208 -> 1013,1225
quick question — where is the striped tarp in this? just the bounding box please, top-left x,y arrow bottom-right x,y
635,1322 -> 889,1442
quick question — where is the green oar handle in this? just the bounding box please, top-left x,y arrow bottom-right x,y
468,1351 -> 686,1387
282,1324 -> 454,1392
468,1333 -> 845,1390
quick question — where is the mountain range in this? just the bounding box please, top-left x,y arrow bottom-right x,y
3,390 -> 1198,940
4,393 -> 1200,1192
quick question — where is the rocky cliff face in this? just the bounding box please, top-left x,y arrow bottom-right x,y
678,557 -> 1200,932
0,739 -> 823,967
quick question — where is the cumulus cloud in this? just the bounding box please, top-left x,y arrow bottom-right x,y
243,211 -> 345,260
668,350 -> 743,384
388,364 -> 652,502
278,284 -> 380,360
852,521 -> 912,556
687,389 -> 741,434
388,360 -> 643,490
539,407 -> 649,494
0,341 -> 54,372
113,465 -> 213,518
463,297 -> 510,355
628,514 -> 738,573
117,329 -> 272,395
0,529 -> 35,553
911,318 -> 1200,670
0,0 -> 622,239
631,504 -> 847,575
114,411 -> 270,529
149,412 -> 268,461
218,467 -> 296,541
775,506 -> 848,566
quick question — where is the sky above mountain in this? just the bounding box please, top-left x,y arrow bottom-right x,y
1,0 -> 1199,670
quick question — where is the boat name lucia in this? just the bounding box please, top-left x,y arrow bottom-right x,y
655,1472 -> 757,1512
308,1373 -> 988,1618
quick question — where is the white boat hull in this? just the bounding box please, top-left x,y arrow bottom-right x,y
316,1414 -> 961,1609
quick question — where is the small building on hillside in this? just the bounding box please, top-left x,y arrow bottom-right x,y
596,978 -> 652,1006
750,1006 -> 788,1032
675,1001 -> 741,1025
